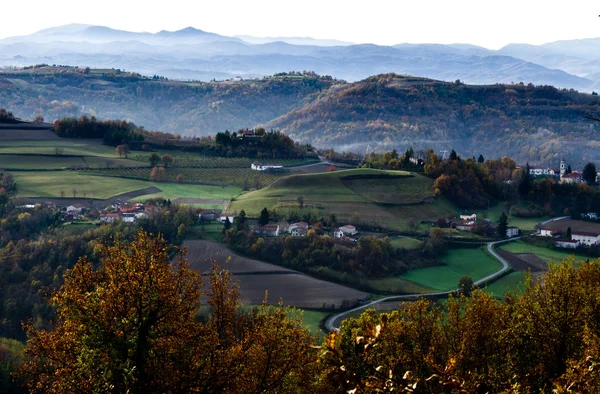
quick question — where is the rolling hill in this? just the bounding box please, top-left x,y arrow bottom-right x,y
228,169 -> 452,230
2,67 -> 600,165
266,74 -> 600,166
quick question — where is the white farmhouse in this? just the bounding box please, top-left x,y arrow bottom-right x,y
99,213 -> 119,223
66,203 -> 85,213
556,238 -> 580,249
334,225 -> 358,238
288,222 -> 309,236
572,231 -> 600,247
540,229 -> 557,237
219,215 -> 235,224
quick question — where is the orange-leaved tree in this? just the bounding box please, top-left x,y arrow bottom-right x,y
19,230 -> 320,393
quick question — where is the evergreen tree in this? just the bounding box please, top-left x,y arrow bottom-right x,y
236,210 -> 247,231
258,208 -> 270,226
497,212 -> 508,238
519,163 -> 532,197
567,227 -> 572,239
478,154 -> 485,163
583,162 -> 597,185
449,149 -> 458,161
567,165 -> 572,174
223,217 -> 231,231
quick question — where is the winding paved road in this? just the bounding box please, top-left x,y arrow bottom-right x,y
325,237 -> 521,331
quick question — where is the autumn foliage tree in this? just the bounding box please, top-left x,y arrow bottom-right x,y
18,230 -> 319,393
149,166 -> 166,182
318,258 -> 600,393
161,154 -> 174,168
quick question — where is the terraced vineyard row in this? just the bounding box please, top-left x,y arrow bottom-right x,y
76,167 -> 286,187
130,155 -> 318,168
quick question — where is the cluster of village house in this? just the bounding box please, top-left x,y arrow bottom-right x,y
538,224 -> 600,249
199,210 -> 359,239
448,213 -> 519,238
529,159 -> 599,184
45,201 -> 152,223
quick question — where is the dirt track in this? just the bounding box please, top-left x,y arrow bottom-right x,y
496,250 -> 548,272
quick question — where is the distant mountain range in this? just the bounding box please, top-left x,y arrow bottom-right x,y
1,24 -> 600,90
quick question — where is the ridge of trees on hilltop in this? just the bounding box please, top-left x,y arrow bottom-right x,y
267,73 -> 600,166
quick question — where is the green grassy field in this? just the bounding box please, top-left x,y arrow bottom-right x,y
295,309 -> 330,334
473,204 -> 546,231
342,174 -> 433,204
12,171 -> 242,201
12,171 -> 154,199
366,276 -> 434,294
79,167 -> 284,187
229,169 -> 453,230
399,247 -> 502,292
0,154 -> 143,170
389,237 -> 423,250
497,240 -> 590,264
131,184 -> 242,202
0,155 -> 86,169
0,140 -> 121,157
483,271 -> 527,297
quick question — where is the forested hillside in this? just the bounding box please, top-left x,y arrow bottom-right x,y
0,67 -> 335,135
268,74 -> 600,165
2,67 -> 600,165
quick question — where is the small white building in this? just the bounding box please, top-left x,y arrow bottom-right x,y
251,164 -> 284,172
219,215 -> 235,224
540,229 -> 557,237
66,204 -> 85,213
572,231 -> 600,247
529,167 -> 557,176
289,222 -> 309,236
506,226 -> 519,238
460,213 -> 477,221
556,238 -> 580,249
582,212 -> 598,220
121,213 -> 136,223
255,224 -> 280,237
99,213 -> 119,223
335,225 -> 358,238
561,172 -> 582,184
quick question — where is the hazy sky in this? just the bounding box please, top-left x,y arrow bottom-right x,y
1,0 -> 598,49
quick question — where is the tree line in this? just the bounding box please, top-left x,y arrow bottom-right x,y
53,116 -> 145,146
4,231 -> 600,392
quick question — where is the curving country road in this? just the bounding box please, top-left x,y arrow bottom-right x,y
325,237 -> 521,331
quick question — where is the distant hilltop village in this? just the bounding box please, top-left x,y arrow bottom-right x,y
528,159 -> 598,184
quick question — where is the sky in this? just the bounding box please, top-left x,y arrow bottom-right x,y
0,0 -> 599,49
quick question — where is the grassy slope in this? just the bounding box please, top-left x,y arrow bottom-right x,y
483,271 -> 526,297
13,171 -> 153,199
131,184 -> 242,201
0,154 -> 143,169
13,171 -> 242,201
498,240 -> 590,263
472,203 -> 546,232
389,237 -> 423,250
399,247 -> 502,292
229,169 -> 454,230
